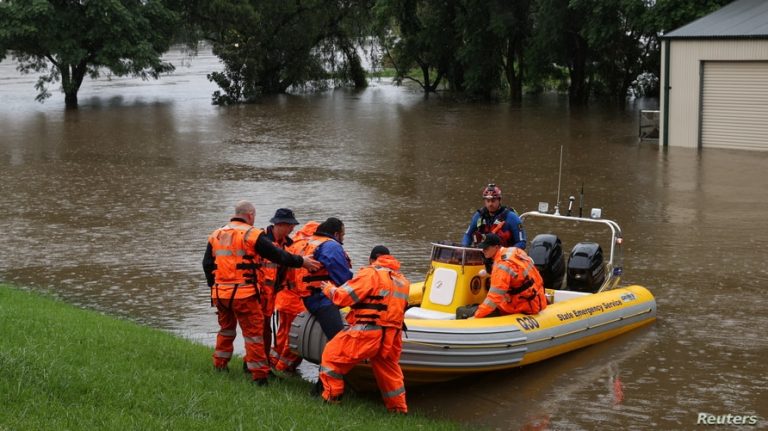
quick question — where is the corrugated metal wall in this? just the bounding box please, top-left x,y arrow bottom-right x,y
662,40 -> 768,150
701,61 -> 768,151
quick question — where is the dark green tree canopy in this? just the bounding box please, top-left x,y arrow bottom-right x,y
1,0 -> 737,107
374,0 -> 460,94
0,0 -> 180,108
188,0 -> 372,105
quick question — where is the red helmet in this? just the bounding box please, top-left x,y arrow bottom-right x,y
482,183 -> 502,199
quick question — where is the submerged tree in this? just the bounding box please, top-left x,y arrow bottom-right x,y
574,0 -> 653,104
0,0 -> 180,109
375,0 -> 534,100
528,0 -> 593,105
374,0 -> 459,94
455,0 -> 505,99
188,0 -> 372,105
491,0 -> 533,100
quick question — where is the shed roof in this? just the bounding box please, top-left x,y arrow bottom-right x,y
664,0 -> 768,39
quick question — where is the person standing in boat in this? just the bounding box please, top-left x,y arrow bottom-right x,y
462,183 -> 526,249
473,233 -> 547,318
318,245 -> 410,414
257,208 -> 300,370
202,200 -> 319,385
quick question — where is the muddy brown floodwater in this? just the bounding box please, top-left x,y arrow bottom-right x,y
1,47 -> 766,430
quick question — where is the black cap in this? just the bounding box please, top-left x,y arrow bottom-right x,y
270,208 -> 299,225
369,245 -> 390,260
477,233 -> 501,249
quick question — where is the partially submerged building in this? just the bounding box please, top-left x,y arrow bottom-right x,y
661,0 -> 768,151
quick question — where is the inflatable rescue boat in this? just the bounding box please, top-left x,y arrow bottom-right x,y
290,209 -> 657,384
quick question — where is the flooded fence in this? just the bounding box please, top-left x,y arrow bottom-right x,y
639,110 -> 659,142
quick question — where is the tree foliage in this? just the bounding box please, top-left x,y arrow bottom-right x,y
1,0 -> 738,107
569,0 -> 653,103
0,0 -> 180,108
490,0 -> 534,100
187,0 -> 373,105
374,0 -> 534,100
649,0 -> 735,34
373,0 -> 459,93
378,0 -> 735,103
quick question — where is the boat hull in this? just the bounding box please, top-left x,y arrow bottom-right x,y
290,284 -> 656,385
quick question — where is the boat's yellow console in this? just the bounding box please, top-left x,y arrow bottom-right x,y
408,244 -> 489,317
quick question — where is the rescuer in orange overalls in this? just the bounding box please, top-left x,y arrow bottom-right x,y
202,200 -> 319,385
318,246 -> 410,413
473,233 -> 547,318
258,208 -> 300,369
270,220 -> 319,373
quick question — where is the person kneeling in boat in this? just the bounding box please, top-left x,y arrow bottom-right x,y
473,233 -> 547,318
318,246 -> 410,414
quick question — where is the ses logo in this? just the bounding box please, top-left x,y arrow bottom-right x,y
697,413 -> 759,426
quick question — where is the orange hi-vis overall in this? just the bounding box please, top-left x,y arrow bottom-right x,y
474,246 -> 548,318
259,258 -> 280,317
319,255 -> 410,413
271,221 -> 318,371
259,234 -> 287,365
208,221 -> 270,379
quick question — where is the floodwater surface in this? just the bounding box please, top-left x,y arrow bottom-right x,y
1,48 -> 766,430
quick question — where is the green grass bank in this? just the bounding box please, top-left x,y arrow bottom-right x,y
0,285 -> 467,430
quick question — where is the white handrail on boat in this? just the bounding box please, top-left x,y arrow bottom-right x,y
519,210 -> 622,269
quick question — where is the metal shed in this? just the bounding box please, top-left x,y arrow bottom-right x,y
661,0 -> 768,151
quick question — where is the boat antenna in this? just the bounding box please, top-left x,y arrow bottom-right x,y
554,146 -> 563,215
579,183 -> 584,218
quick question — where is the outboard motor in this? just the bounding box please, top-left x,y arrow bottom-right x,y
566,242 -> 605,293
528,234 -> 565,289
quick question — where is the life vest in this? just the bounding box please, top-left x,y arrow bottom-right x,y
279,221 -> 320,303
346,258 -> 410,329
281,239 -> 307,296
208,221 -> 264,301
472,207 -> 513,246
498,247 -> 547,315
292,236 -> 334,297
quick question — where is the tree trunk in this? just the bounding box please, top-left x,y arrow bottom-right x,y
620,55 -> 635,104
505,40 -> 523,101
426,70 -> 443,93
568,35 -> 589,106
419,63 -> 432,93
64,91 -> 78,109
61,61 -> 88,109
342,42 -> 367,89
448,60 -> 464,92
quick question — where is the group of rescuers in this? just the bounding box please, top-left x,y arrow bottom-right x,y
202,183 -> 547,414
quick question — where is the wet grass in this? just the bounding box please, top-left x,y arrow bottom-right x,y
0,285 -> 468,431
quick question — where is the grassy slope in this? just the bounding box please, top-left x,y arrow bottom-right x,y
0,285 -> 466,431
